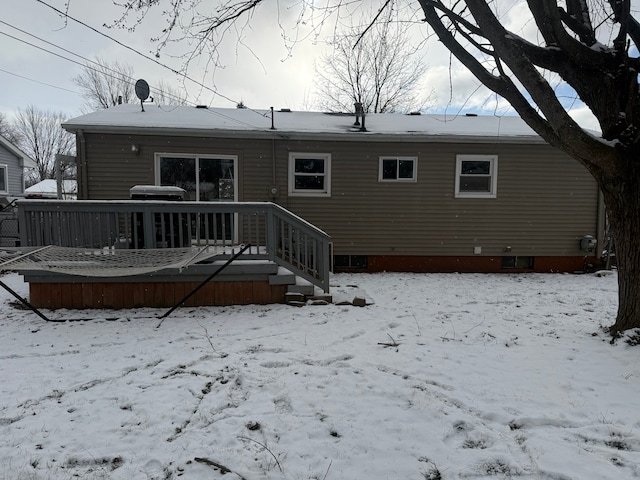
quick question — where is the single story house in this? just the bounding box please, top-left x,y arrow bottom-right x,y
0,134 -> 36,198
61,104 -> 603,273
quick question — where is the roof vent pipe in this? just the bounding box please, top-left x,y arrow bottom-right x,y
354,102 -> 366,132
270,106 -> 275,130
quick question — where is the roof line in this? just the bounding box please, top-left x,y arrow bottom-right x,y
60,124 -> 546,144
0,134 -> 36,168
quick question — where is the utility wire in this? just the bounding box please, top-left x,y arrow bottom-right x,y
33,0 -> 274,126
1,26 -> 267,128
0,66 -> 78,94
0,21 -> 188,105
36,0 -> 241,107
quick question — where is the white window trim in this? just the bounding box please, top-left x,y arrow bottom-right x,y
288,152 -> 331,197
0,164 -> 7,194
455,154 -> 498,198
378,156 -> 417,182
154,153 -> 238,202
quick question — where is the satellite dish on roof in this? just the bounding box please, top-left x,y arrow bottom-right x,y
135,79 -> 150,112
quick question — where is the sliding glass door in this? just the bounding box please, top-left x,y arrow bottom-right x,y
156,154 -> 237,202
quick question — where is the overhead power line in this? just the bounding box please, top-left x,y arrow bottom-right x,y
0,24 -> 265,127
36,0 -> 242,107
0,66 -> 78,94
0,21 -> 188,106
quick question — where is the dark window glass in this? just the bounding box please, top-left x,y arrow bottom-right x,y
502,256 -> 534,269
295,158 -> 325,174
199,158 -> 234,201
459,176 -> 491,192
461,160 -> 490,175
398,160 -> 414,179
0,166 -> 6,191
333,255 -> 368,269
333,255 -> 350,268
160,157 -> 196,200
382,159 -> 397,180
295,176 -> 324,190
350,255 -> 368,268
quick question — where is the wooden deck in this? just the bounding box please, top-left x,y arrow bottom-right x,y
14,200 -> 330,309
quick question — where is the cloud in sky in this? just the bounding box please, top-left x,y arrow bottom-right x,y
0,0 -> 600,133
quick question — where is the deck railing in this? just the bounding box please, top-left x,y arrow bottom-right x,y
16,200 -> 331,292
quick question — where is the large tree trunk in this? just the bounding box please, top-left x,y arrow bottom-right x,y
600,165 -> 640,336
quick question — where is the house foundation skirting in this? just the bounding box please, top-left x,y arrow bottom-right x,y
28,280 -> 287,310
354,255 -> 601,273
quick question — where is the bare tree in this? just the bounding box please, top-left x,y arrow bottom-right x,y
109,0 -> 640,335
150,79 -> 189,106
314,9 -> 429,113
74,57 -> 189,109
13,106 -> 75,183
73,57 -> 135,110
0,113 -> 19,144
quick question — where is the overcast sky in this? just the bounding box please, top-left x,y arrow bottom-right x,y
1,0 -> 600,130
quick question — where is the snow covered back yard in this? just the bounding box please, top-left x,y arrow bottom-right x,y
1,270 -> 639,480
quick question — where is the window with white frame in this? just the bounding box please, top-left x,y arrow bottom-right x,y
379,157 -> 417,182
288,153 -> 331,197
0,165 -> 7,194
455,155 -> 498,198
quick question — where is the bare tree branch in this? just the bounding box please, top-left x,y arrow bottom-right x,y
73,57 -> 135,109
315,7 -> 431,113
12,106 -> 75,183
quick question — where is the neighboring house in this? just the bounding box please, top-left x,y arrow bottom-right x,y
24,179 -> 77,200
62,104 -> 603,273
0,134 -> 36,197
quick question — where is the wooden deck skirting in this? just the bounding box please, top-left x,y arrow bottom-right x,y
21,259 -> 294,310
28,280 -> 288,310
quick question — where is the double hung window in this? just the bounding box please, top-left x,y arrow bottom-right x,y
288,153 -> 331,197
455,155 -> 498,198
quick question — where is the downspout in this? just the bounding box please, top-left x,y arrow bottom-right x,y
271,137 -> 277,193
596,188 -> 606,265
78,129 -> 89,199
269,109 -> 278,203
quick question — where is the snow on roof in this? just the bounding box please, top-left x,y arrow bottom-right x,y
62,104 -> 543,142
24,179 -> 77,199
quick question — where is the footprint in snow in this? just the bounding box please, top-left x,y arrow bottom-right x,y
273,394 -> 293,414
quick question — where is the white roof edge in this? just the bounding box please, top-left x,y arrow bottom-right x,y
62,125 -> 547,144
61,104 -> 546,143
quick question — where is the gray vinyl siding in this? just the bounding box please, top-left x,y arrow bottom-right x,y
82,134 -> 254,200
81,133 -> 598,257
0,143 -> 25,195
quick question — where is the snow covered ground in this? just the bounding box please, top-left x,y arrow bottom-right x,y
1,271 -> 639,480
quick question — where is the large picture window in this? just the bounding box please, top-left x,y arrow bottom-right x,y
379,157 -> 417,182
155,154 -> 237,202
455,155 -> 498,198
0,165 -> 7,194
288,153 -> 331,197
